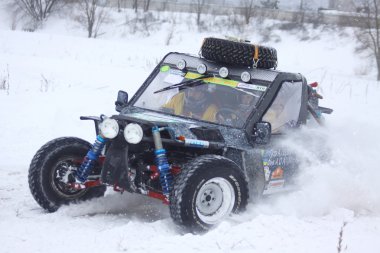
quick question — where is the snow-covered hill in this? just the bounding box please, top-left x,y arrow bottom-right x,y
0,6 -> 380,253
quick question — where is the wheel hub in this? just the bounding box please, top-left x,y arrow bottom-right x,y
51,159 -> 86,198
195,177 -> 235,225
198,185 -> 223,216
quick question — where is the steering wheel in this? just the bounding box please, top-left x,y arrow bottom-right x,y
216,108 -> 243,126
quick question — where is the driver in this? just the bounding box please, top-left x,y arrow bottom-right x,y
162,86 -> 218,122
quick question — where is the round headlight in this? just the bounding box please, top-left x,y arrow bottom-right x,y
241,71 -> 251,83
176,59 -> 187,70
219,67 -> 229,78
197,64 -> 207,74
99,118 -> 119,139
124,123 -> 143,144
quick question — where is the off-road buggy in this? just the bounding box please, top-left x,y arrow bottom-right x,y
29,38 -> 332,232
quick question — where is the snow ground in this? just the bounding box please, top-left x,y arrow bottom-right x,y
0,5 -> 380,253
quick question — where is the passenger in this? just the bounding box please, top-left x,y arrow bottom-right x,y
262,103 -> 285,133
162,86 -> 218,122
216,91 -> 256,126
238,92 -> 256,119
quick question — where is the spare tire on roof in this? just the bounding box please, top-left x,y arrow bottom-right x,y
200,37 -> 278,69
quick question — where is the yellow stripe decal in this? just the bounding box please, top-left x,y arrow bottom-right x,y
185,72 -> 202,79
184,72 -> 239,88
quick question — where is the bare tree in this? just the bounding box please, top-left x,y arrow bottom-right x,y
193,0 -> 207,26
241,0 -> 256,25
7,1 -> 24,30
144,0 -> 151,12
329,0 -> 338,9
116,0 -> 128,12
78,0 -> 109,38
117,0 -> 122,12
355,0 -> 380,80
133,0 -> 138,13
294,0 -> 309,26
299,0 -> 305,24
260,0 -> 279,9
16,0 -> 58,24
160,0 -> 169,11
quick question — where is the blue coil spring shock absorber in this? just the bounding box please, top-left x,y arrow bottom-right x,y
76,135 -> 107,183
152,126 -> 173,197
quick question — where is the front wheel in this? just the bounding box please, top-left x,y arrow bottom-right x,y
28,137 -> 106,212
169,155 -> 249,232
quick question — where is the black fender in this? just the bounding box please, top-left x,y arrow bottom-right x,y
224,148 -> 265,200
80,116 -> 101,135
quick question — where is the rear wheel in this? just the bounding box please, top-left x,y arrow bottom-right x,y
169,155 -> 248,232
28,137 -> 106,212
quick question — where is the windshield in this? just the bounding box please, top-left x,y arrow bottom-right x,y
132,65 -> 268,127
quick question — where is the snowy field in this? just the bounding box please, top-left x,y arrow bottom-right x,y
1,4 -> 380,253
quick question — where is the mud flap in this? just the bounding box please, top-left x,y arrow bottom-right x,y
101,140 -> 131,191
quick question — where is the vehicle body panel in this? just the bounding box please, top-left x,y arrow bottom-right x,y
103,52 -> 311,197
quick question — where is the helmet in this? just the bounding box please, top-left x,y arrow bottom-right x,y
238,92 -> 255,113
184,87 -> 207,114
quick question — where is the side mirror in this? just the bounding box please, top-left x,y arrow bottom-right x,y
253,122 -> 271,145
115,90 -> 128,112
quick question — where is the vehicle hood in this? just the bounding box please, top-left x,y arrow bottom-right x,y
121,110 -> 196,125
114,107 -> 218,141
113,107 -> 251,147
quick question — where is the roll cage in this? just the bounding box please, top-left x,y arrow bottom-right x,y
128,52 -> 309,134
